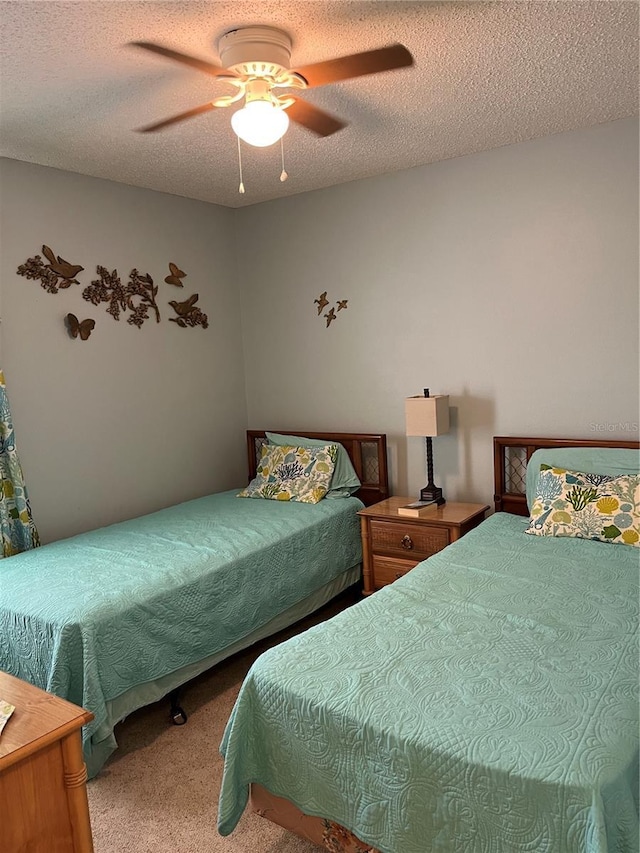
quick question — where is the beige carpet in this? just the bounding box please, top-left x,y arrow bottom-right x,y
87,591 -> 359,853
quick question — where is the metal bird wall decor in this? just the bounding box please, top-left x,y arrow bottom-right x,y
168,293 -> 209,328
314,291 -> 329,315
17,245 -> 84,293
42,245 -> 84,282
313,292 -> 349,328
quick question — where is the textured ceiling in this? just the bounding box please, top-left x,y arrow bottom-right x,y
1,1 -> 638,208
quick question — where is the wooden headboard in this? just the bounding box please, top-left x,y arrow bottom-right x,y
247,431 -> 389,507
494,435 -> 640,516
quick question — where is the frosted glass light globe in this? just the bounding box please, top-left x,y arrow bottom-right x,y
231,101 -> 289,148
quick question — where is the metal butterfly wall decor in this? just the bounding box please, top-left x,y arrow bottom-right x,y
164,262 -> 187,287
65,313 -> 95,340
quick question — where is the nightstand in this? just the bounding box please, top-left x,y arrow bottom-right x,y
358,497 -> 489,595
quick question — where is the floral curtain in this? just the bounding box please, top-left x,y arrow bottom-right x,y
0,370 -> 39,556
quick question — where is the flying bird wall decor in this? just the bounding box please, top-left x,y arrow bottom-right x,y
324,307 -> 336,327
314,291 -> 329,314
313,292 -> 349,327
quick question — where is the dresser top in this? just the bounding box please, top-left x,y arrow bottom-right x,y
0,671 -> 92,767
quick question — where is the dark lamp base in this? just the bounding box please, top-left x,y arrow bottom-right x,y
420,484 -> 446,506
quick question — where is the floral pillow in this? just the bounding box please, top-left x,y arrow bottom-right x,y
526,465 -> 640,547
238,444 -> 337,504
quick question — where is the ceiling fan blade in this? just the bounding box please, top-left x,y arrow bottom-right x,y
129,41 -> 233,78
136,102 -> 218,133
286,97 -> 347,137
291,44 -> 413,89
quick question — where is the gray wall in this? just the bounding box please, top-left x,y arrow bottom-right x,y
0,159 -> 248,542
1,118 -> 637,542
236,118 -> 639,504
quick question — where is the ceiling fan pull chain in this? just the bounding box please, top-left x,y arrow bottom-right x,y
237,137 -> 245,194
280,137 -> 288,183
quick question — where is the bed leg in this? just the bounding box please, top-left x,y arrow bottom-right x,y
168,688 -> 188,725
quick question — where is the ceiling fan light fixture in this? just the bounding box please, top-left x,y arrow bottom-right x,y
231,100 -> 290,148
131,27 -> 414,180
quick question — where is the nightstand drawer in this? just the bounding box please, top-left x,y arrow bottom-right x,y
370,519 -> 449,558
373,555 -> 421,588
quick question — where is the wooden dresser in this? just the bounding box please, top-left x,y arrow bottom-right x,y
0,671 -> 94,853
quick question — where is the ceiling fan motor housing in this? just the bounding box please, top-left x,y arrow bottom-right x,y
218,26 -> 292,78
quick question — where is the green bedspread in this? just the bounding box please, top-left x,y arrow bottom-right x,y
218,512 -> 639,853
0,490 -> 363,777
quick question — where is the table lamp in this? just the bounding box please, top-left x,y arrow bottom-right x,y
405,389 -> 450,505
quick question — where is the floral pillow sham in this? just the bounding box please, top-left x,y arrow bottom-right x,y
266,432 -> 361,497
526,464 -> 640,547
238,444 -> 337,504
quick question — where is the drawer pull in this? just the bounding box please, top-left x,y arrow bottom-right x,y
400,534 -> 413,550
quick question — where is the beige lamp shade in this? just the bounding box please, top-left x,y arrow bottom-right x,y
405,395 -> 450,437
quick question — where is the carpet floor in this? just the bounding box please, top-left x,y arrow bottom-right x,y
87,589 -> 359,853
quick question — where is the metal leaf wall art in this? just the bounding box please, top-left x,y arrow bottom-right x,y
126,269 -> 161,328
81,266 -> 160,328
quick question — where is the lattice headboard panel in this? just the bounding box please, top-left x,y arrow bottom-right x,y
494,435 -> 640,516
246,431 -> 389,507
504,445 -> 528,496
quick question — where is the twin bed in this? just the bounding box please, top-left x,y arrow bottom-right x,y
218,436 -> 639,853
0,430 -> 388,779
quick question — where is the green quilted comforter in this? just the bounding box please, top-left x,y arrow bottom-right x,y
0,490 -> 363,777
218,512 -> 639,853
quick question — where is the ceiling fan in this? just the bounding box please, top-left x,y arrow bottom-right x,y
130,26 -> 414,148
